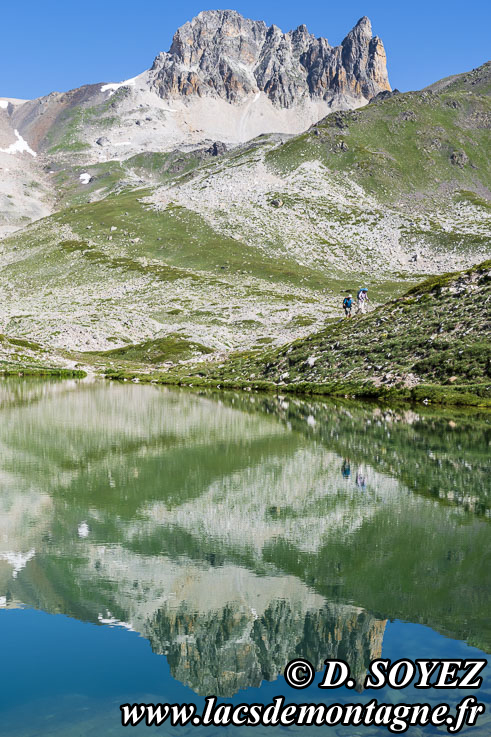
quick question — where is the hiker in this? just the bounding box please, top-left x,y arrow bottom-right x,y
356,469 -> 367,490
343,293 -> 353,318
341,458 -> 351,480
356,288 -> 369,315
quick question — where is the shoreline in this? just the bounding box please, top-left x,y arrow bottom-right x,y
0,361 -> 488,408
103,371 -> 491,408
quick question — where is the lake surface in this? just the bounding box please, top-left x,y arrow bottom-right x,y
0,379 -> 490,736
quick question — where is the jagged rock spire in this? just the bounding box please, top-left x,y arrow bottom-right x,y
150,10 -> 391,107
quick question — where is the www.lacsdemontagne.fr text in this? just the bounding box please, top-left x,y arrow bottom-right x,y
121,695 -> 485,733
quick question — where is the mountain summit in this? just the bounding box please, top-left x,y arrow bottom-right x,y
3,10 -> 391,167
149,10 -> 390,107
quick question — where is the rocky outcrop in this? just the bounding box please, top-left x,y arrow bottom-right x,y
149,10 -> 390,107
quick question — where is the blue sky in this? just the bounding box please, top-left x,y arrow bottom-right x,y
0,1 -> 489,99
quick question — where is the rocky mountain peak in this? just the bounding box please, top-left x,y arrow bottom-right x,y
351,16 -> 372,36
167,10 -> 268,65
6,10 -> 392,165
149,10 -> 391,108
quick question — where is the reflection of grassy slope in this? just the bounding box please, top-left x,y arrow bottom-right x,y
196,393 -> 491,649
267,512 -> 491,652
45,428 -> 301,516
4,386 -> 490,651
175,261 -> 490,403
13,448 -> 491,652
214,392 -> 491,515
0,385 -> 299,519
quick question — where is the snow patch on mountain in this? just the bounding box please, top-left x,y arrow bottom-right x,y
1,130 -> 36,157
101,76 -> 138,94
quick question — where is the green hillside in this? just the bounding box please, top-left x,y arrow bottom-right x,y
0,63 -> 489,386
127,260 -> 491,406
267,62 -> 491,203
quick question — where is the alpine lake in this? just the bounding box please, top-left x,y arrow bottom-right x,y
0,378 -> 490,736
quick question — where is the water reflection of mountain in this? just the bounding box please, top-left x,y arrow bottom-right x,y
0,380 -> 489,695
149,598 -> 385,697
209,391 -> 491,515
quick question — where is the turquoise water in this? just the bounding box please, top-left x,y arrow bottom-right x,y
0,379 -> 490,735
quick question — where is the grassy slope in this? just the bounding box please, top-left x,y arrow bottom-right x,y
116,261 -> 490,406
0,334 -> 85,377
266,62 -> 491,204
86,333 -> 213,366
0,183 -> 344,363
51,149 -> 221,211
53,189 -> 330,291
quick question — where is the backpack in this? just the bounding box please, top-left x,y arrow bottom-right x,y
343,297 -> 351,309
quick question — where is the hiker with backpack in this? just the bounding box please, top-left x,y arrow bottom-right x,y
356,288 -> 369,315
343,294 -> 353,318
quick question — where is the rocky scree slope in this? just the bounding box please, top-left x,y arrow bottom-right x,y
0,99 -> 53,238
147,62 -> 491,280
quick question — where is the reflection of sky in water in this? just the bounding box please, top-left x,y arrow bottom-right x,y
1,611 -> 490,735
0,380 -> 489,735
